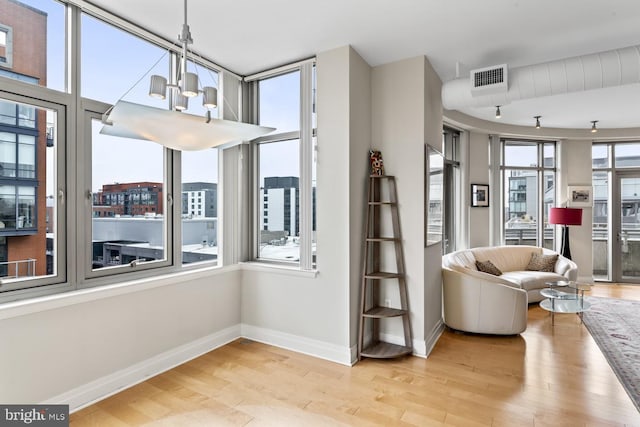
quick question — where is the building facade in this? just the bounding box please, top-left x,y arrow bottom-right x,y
261,176 -> 299,238
92,181 -> 163,217
0,0 -> 48,278
181,182 -> 217,218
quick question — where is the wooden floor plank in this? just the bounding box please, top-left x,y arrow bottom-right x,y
70,284 -> 640,426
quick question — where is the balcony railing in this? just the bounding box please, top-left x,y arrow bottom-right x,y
0,259 -> 36,279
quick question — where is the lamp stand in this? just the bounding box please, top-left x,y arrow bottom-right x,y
560,225 -> 572,260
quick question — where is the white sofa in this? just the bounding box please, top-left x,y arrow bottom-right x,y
442,245 -> 578,335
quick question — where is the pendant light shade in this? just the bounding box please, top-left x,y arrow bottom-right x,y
174,93 -> 189,111
181,71 -> 199,97
149,75 -> 167,99
101,101 -> 276,151
202,86 -> 218,108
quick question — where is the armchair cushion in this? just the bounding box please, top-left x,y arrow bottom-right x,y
526,253 -> 558,272
475,260 -> 502,276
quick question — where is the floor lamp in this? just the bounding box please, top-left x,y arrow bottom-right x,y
549,207 -> 583,260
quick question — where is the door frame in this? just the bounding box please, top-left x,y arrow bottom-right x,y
612,170 -> 640,283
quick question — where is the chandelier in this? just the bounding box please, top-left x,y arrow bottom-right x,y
148,0 -> 217,112
100,0 -> 275,150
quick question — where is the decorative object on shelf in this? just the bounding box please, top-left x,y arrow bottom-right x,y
471,183 -> 489,207
100,0 -> 275,150
567,185 -> 593,207
549,207 -> 583,260
369,149 -> 385,176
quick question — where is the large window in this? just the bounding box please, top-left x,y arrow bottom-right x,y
181,149 -> 219,266
0,96 -> 63,292
0,0 -> 230,303
501,139 -> 556,248
89,118 -> 168,273
592,142 -> 640,281
442,127 -> 461,253
252,64 -> 316,268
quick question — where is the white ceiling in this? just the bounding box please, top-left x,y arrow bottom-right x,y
88,0 -> 640,130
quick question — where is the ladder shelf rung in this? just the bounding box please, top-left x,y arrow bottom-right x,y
363,306 -> 408,318
364,271 -> 404,279
366,237 -> 398,242
360,341 -> 412,359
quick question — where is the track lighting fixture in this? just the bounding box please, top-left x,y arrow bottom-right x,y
591,120 -> 598,133
495,106 -> 501,119
534,115 -> 541,129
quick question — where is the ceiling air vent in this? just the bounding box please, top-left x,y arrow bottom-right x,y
470,64 -> 508,97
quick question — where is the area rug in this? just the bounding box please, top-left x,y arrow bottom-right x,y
582,296 -> 640,412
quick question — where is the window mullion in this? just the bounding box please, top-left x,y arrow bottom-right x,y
299,63 -> 313,270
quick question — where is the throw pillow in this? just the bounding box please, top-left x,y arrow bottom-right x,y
475,260 -> 502,276
526,253 -> 558,272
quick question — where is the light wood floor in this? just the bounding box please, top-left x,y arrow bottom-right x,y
70,284 -> 640,426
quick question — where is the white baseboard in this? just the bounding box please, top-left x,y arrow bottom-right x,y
44,325 -> 241,413
423,319 -> 445,357
45,322 -> 440,412
240,324 -> 352,366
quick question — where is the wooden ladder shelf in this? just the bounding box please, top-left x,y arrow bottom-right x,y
358,175 -> 413,360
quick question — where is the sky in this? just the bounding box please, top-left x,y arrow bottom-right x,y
15,0 -> 301,193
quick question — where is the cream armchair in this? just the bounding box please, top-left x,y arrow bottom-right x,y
442,245 -> 578,335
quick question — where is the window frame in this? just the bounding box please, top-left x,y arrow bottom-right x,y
500,138 -> 557,247
248,61 -> 316,270
0,92 -> 67,296
79,109 -> 174,281
0,0 -> 231,303
0,24 -> 13,68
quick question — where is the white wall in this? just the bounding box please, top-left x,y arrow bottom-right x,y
558,139 -> 594,280
422,58 -> 445,352
468,131 -> 491,247
0,269 -> 241,408
371,56 -> 444,355
240,46 -> 371,363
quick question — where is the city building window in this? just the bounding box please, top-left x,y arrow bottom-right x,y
0,25 -> 11,68
251,62 -> 316,268
501,139 -> 556,248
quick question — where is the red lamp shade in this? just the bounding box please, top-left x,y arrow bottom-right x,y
549,207 -> 582,226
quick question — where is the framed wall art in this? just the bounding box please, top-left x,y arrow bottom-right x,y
471,183 -> 489,207
567,185 -> 593,207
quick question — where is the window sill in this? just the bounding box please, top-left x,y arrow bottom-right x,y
0,264 -> 241,321
239,261 -> 318,278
